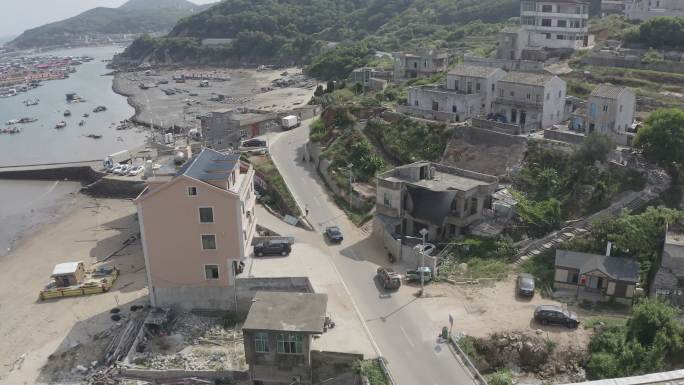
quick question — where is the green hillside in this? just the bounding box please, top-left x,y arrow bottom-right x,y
7,0 -> 212,49
117,0 -> 518,76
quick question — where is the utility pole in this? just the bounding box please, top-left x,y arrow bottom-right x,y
348,163 -> 354,208
419,227 -> 429,295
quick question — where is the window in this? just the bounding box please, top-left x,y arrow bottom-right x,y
470,197 -> 478,215
522,1 -> 535,11
559,90 -> 562,98
476,82 -> 481,92
499,88 -> 504,97
557,20 -> 567,28
546,93 -> 550,101
201,234 -> 217,250
545,33 -> 551,39
536,94 -> 541,102
467,82 -> 472,93
204,264 -> 219,279
541,18 -> 552,27
383,192 -> 391,206
556,34 -> 565,40
414,100 -> 419,107
619,104 -> 623,112
522,16 -> 536,25
452,105 -> 458,113
542,4 -> 553,12
454,80 -> 459,90
510,91 -> 515,97
491,83 -> 495,92
526,93 -> 531,100
188,186 -> 197,196
199,207 -> 214,223
255,332 -> 269,353
569,272 -> 579,284
276,333 -> 303,354
432,101 -> 439,111
603,105 -> 608,112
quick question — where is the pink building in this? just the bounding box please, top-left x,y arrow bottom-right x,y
135,148 -> 257,309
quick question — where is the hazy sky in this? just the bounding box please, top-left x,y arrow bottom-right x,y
0,0 -> 218,38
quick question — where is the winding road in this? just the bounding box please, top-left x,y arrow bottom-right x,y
267,119 -> 477,385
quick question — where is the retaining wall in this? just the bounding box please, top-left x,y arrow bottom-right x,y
0,165 -> 103,183
121,368 -> 249,382
81,177 -> 147,198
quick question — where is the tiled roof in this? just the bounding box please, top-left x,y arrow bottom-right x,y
448,65 -> 502,78
555,250 -> 639,282
500,71 -> 557,86
590,84 -> 627,99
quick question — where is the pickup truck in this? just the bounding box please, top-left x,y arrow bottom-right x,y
376,267 -> 401,291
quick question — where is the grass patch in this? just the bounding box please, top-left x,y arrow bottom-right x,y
487,369 -> 514,385
440,257 -> 509,281
353,359 -> 390,385
583,316 -> 628,330
252,156 -> 301,217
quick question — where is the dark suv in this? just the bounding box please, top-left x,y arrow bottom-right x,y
534,305 -> 579,328
516,273 -> 535,297
253,240 -> 291,257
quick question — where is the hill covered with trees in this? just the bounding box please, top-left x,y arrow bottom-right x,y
116,0 -> 519,77
7,0 -> 212,49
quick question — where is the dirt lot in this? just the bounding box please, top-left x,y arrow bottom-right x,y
0,196 -> 148,384
419,276 -> 594,349
114,67 -> 318,131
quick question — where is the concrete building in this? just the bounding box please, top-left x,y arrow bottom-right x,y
624,0 -> 684,20
554,249 -> 639,304
403,65 -> 506,122
199,109 -> 277,150
651,225 -> 684,307
135,148 -> 257,309
375,161 -> 498,241
350,67 -> 390,91
243,291 -> 328,385
497,0 -> 593,60
492,71 -> 567,132
587,84 -> 636,145
392,48 -> 449,81
601,0 -> 626,16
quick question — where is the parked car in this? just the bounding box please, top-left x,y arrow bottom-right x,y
128,165 -> 145,176
405,266 -> 432,283
413,242 -> 436,256
534,305 -> 579,328
116,164 -> 131,175
376,267 -> 401,291
324,226 -> 344,243
253,240 -> 291,257
516,273 -> 535,297
111,164 -> 124,174
241,138 -> 267,148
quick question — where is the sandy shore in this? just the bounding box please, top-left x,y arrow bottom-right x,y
0,195 -> 147,384
112,67 -> 318,131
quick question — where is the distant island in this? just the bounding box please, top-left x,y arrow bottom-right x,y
6,0 -> 215,50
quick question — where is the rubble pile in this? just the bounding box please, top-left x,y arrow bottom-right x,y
468,331 -> 588,382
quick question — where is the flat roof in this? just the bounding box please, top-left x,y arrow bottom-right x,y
52,261 -> 82,276
243,291 -> 328,333
178,148 -> 240,184
448,65 -> 502,78
500,71 -> 556,86
382,162 -> 496,192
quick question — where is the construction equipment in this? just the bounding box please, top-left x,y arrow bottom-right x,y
39,262 -> 119,300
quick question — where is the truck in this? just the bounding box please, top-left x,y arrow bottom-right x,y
281,115 -> 301,130
376,267 -> 401,291
103,149 -> 132,170
405,266 -> 433,283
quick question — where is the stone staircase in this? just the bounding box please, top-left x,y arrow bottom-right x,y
513,165 -> 670,264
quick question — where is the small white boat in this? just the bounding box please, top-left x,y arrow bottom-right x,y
55,121 -> 67,129
5,119 -> 19,125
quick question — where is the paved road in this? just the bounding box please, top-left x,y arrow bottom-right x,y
269,120 -> 477,385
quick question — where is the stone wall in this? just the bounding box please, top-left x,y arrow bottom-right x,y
81,177 -> 147,198
582,53 -> 684,74
0,165 -> 103,183
543,128 -> 586,145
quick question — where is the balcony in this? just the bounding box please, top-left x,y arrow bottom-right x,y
495,96 -> 543,108
521,10 -> 589,19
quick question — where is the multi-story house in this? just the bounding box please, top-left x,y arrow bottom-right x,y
392,48 -> 449,81
375,161 -> 498,241
492,71 -> 567,132
243,291 -> 328,385
349,67 -> 391,91
403,65 -> 506,122
199,109 -> 277,150
587,84 -> 636,145
135,148 -> 257,310
497,0 -> 592,60
624,0 -> 684,20
651,225 -> 684,307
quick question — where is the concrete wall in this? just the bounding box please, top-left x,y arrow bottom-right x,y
121,368 -> 248,382
0,165 -> 103,183
582,53 -> 684,74
82,177 -> 146,198
154,276 -> 313,312
465,55 -> 544,72
543,128 -> 586,144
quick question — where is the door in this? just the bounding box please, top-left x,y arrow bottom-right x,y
614,282 -> 628,297
520,110 -> 526,126
511,109 -> 517,123
588,276 -> 601,289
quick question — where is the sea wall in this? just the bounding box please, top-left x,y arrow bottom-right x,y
0,165 -> 103,183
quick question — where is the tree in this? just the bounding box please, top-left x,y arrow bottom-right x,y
574,132 -> 615,165
633,108 -> 684,174
628,299 -> 684,351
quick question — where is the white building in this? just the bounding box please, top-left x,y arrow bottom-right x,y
497,0 -> 593,60
393,48 -> 449,81
624,0 -> 684,20
587,84 -> 636,145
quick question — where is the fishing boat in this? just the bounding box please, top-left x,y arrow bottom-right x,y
85,134 -> 102,139
55,121 -> 67,129
93,106 -> 107,113
79,120 -> 86,126
64,109 -> 71,117
5,119 -> 19,125
2,126 -> 21,134
83,113 -> 89,118
18,117 -> 37,123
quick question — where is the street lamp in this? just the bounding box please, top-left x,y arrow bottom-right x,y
348,163 -> 354,208
419,227 -> 429,295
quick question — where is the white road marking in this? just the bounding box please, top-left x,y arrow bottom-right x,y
400,326 -> 415,348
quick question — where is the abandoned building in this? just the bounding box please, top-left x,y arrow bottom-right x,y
350,67 -> 391,91
135,148 -> 257,310
199,108 -> 277,150
554,249 -> 640,304
651,225 -> 684,307
375,161 -> 498,242
624,0 -> 684,20
392,48 -> 449,81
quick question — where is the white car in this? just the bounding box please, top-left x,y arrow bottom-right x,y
111,164 -> 124,174
128,165 -> 144,176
